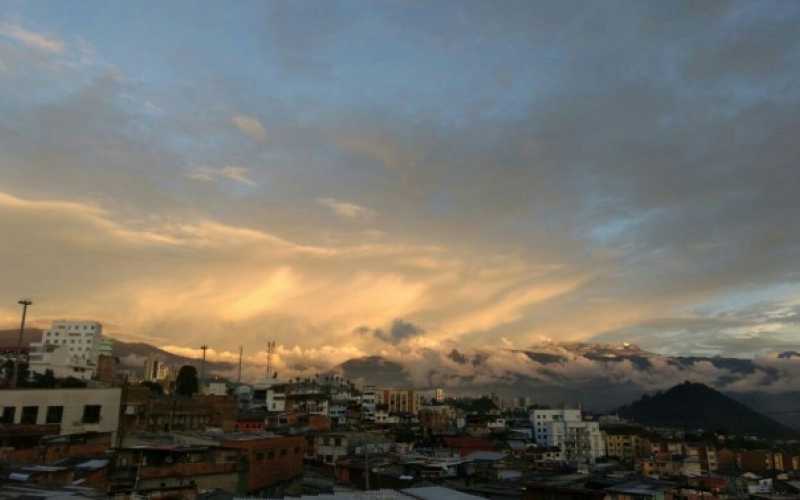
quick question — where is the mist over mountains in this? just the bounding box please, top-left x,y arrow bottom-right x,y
2,329 -> 796,429
334,342 -> 800,430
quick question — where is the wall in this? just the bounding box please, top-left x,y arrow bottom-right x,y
0,388 -> 121,442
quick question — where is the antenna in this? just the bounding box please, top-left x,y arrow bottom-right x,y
237,345 -> 243,383
200,344 -> 208,388
266,341 -> 276,380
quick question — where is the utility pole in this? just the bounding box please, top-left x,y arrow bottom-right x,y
11,299 -> 32,389
237,345 -> 243,383
364,444 -> 370,490
200,345 -> 208,391
266,341 -> 275,379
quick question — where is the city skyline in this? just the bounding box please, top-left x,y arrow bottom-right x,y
2,1 -> 800,376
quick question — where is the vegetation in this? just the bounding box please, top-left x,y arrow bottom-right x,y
618,381 -> 799,439
175,365 -> 199,397
141,380 -> 165,396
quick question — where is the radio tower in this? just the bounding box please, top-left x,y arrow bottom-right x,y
266,341 -> 276,380
200,344 -> 208,387
237,345 -> 243,383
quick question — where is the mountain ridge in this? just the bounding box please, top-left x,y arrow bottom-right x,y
618,381 -> 799,438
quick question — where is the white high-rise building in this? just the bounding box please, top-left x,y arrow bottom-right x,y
531,408 -> 582,445
530,408 -> 605,463
28,320 -> 113,380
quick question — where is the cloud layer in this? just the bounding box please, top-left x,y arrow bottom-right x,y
1,2 -> 800,376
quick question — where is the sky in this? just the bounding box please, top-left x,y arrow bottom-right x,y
1,1 -> 800,376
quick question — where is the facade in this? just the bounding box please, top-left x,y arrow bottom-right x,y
143,355 -> 171,382
28,321 -> 113,380
419,405 -> 455,432
0,388 -> 121,442
531,409 -> 604,463
314,432 -> 392,466
604,429 -> 641,462
220,434 -> 306,493
379,388 -> 422,415
530,409 -> 582,446
119,386 -> 237,437
547,420 -> 605,463
360,386 -> 377,421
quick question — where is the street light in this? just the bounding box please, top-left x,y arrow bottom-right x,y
10,299 -> 32,389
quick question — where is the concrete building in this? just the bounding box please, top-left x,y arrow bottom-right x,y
531,409 -> 604,463
547,420 -> 605,464
360,386 -> 377,421
313,432 -> 392,466
0,388 -> 121,442
143,355 -> 171,382
604,428 -> 642,462
378,388 -> 421,415
28,321 -> 113,381
530,409 -> 582,445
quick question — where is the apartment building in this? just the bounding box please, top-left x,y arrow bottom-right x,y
28,321 -> 113,380
530,409 -> 605,463
378,388 -> 422,415
0,388 -> 121,442
530,409 -> 582,446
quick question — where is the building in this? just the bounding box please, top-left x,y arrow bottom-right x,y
0,388 -> 121,442
28,321 -> 113,381
603,427 -> 642,462
313,432 -> 392,466
0,431 -> 113,466
531,409 -> 604,463
221,434 -> 306,493
118,385 -> 237,438
379,388 -> 422,415
95,355 -> 116,384
360,386 -> 378,421
530,409 -> 582,445
548,420 -> 605,463
143,355 -> 171,382
419,405 -> 455,433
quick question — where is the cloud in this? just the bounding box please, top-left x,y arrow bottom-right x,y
356,318 -> 425,345
187,166 -> 256,186
3,1 -> 800,371
316,197 -> 376,220
0,22 -> 64,54
231,114 -> 267,142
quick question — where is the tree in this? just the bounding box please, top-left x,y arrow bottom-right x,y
30,369 -> 56,388
60,377 -> 87,388
141,381 -> 165,396
175,365 -> 199,397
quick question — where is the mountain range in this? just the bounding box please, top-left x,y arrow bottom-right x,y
334,343 -> 800,430
2,329 -> 797,430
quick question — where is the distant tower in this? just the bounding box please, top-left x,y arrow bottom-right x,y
266,341 -> 276,379
200,344 -> 208,387
237,345 -> 243,383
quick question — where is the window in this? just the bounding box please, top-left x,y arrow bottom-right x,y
334,438 -> 342,446
294,446 -> 301,454
255,452 -> 265,461
21,406 -> 39,424
82,405 -> 101,423
280,449 -> 287,457
46,406 -> 64,424
1,407 -> 15,424
267,451 -> 275,460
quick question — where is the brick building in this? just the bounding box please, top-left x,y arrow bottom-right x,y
220,434 -> 305,493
